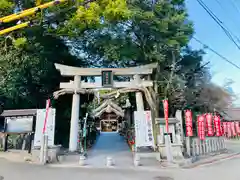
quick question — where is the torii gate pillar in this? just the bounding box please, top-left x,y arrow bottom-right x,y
134,75 -> 144,111
69,75 -> 81,152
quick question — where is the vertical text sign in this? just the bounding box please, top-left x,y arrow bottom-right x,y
185,110 -> 193,136
102,70 -> 113,88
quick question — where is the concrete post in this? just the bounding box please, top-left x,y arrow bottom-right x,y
213,138 -> 216,152
209,139 -> 212,153
216,137 -> 220,151
205,139 -> 209,154
43,135 -> 48,163
203,140 -> 206,154
175,110 -> 184,144
40,135 -> 44,164
186,136 -> 191,157
69,75 -> 81,152
196,139 -> 200,155
79,155 -> 86,166
223,138 -> 226,149
192,141 -> 196,156
199,140 -> 203,155
164,134 -> 173,162
40,134 -> 48,164
106,156 -> 114,166
134,154 -> 140,166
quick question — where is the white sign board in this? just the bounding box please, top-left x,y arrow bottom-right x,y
134,110 -> 155,147
6,116 -> 33,133
33,108 -> 56,147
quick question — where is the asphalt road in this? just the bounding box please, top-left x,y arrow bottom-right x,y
0,156 -> 240,180
0,159 -> 173,180
1,139 -> 240,180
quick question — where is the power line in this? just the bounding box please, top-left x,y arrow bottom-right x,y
214,0 -> 240,32
192,36 -> 240,70
230,0 -> 240,15
196,0 -> 240,50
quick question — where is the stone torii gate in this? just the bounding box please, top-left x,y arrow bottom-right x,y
54,63 -> 157,152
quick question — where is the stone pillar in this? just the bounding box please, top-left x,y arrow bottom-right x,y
186,136 -> 191,157
175,110 -> 184,144
133,75 -> 144,111
69,75 -> 81,152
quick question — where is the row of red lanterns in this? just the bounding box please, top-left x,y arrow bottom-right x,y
185,110 -> 240,140
162,100 -> 240,139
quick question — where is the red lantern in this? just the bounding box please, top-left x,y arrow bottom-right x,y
197,115 -> 205,140
206,113 -> 213,136
227,122 -> 232,138
185,110 -> 193,136
214,115 -> 221,136
231,122 -> 237,136
163,99 -> 169,133
223,122 -> 227,136
235,122 -> 240,134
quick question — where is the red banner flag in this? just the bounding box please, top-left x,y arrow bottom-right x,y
231,122 -> 237,136
185,110 -> 193,136
214,115 -> 221,136
235,122 -> 240,134
206,113 -> 213,136
163,99 -> 169,133
197,115 -> 205,140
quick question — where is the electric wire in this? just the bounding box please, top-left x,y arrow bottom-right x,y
196,0 -> 240,50
230,0 -> 240,15
192,36 -> 240,70
214,0 -> 240,44
214,0 -> 240,30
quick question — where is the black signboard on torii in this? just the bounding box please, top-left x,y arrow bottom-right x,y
101,70 -> 113,88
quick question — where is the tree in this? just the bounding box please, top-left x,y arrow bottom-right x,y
72,0 -> 232,116
72,0 -> 193,112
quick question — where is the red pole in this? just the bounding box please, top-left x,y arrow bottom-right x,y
163,99 -> 169,133
42,99 -> 51,134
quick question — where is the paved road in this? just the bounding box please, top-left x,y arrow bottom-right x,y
0,159 -> 173,180
1,155 -> 240,180
86,132 -> 133,167
1,139 -> 240,180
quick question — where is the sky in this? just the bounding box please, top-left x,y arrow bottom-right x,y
186,0 -> 240,105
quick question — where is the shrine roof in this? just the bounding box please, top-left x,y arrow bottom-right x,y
92,100 -> 124,118
221,108 -> 240,121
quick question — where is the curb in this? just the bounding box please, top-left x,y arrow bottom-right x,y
47,164 -> 166,172
182,152 -> 240,169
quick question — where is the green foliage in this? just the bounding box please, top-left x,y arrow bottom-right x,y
48,0 -> 131,36
0,0 -> 14,16
13,37 -> 27,48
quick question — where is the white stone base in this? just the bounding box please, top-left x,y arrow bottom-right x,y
158,144 -> 184,159
79,155 -> 86,166
106,156 -> 114,166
